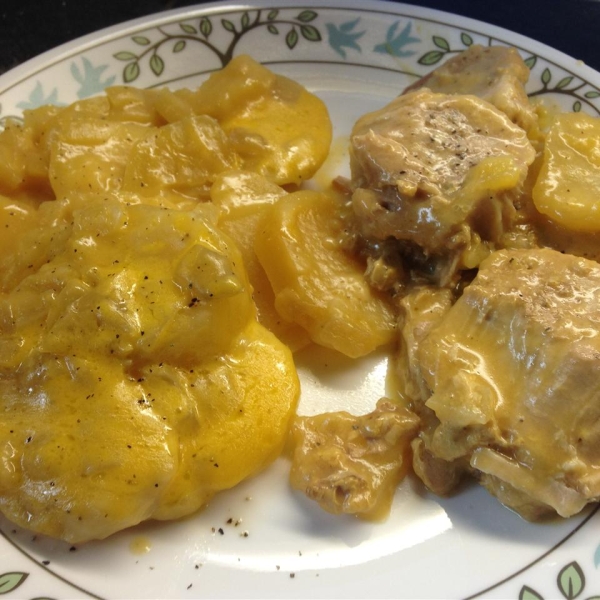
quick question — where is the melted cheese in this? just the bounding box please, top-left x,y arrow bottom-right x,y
0,55 -> 332,542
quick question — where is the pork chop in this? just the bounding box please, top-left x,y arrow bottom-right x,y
414,247 -> 600,519
405,44 -> 536,133
350,89 -> 535,285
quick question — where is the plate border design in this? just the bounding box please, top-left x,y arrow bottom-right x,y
1,4 -> 599,117
0,2 -> 599,599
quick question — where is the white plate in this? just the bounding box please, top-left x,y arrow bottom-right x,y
1,1 -> 599,598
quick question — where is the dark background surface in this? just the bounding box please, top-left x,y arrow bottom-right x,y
0,0 -> 596,75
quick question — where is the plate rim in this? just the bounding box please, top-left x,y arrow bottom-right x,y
0,2 -> 599,599
1,0 -> 598,96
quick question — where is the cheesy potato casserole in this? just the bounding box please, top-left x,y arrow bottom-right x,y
0,55 -> 330,542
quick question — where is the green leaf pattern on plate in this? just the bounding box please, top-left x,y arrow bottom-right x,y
558,561 -> 585,599
527,59 -> 600,113
110,8 -> 324,83
519,560 -> 600,600
417,30 -> 472,65
0,572 -> 28,595
0,569 -> 61,599
0,6 -> 600,599
519,585 -> 545,600
2,6 -> 600,118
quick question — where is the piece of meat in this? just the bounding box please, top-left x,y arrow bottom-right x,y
396,285 -> 454,404
413,248 -> 600,519
289,399 -> 419,516
350,89 -> 535,285
405,44 -> 537,133
395,286 -> 462,496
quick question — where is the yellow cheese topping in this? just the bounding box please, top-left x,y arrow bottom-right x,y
0,55 -> 333,542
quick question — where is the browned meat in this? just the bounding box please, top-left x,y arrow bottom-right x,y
289,399 -> 419,516
405,44 -> 536,133
411,436 -> 464,497
396,285 -> 454,404
413,248 -> 600,519
350,89 -> 535,285
396,286 -> 462,496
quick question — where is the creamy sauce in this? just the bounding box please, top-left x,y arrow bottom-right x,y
129,536 -> 152,555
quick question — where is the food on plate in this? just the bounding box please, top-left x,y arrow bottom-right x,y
255,187 -> 397,358
332,43 -> 600,520
350,88 -> 536,287
290,399 -> 419,516
3,35 -> 600,542
533,112 -> 600,232
0,55 -> 337,542
413,248 -> 600,519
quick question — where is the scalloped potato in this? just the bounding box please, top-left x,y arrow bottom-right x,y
255,189 -> 397,358
0,55 -> 334,542
0,195 -> 299,542
533,112 -> 600,232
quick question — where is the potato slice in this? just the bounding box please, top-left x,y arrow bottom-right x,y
0,194 -> 299,542
150,319 -> 300,521
172,55 -> 332,186
533,112 -> 600,232
255,189 -> 396,358
0,105 -> 61,201
49,118 -> 150,198
121,115 -> 239,201
211,171 -> 310,352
